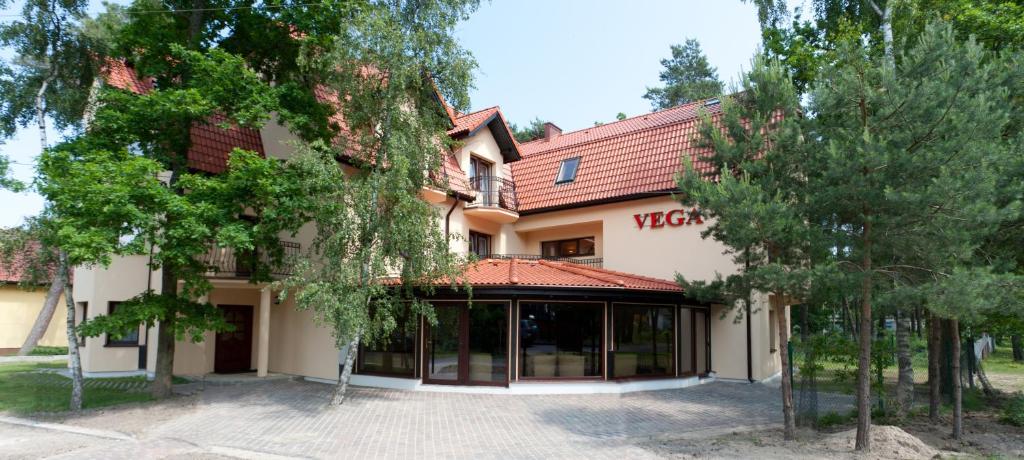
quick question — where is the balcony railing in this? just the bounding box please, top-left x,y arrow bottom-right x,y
488,254 -> 603,268
468,175 -> 518,213
198,240 -> 301,278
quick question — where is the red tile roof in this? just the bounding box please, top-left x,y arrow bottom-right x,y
403,258 -> 682,292
511,100 -> 722,213
447,106 -> 500,138
101,59 -> 265,174
0,242 -> 56,285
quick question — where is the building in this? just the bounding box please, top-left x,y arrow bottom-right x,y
0,250 -> 68,355
72,63 -> 788,392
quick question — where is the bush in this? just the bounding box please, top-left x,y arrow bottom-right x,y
1001,394 -> 1024,427
28,346 -> 68,356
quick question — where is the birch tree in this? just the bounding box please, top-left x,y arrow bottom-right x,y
280,0 -> 478,405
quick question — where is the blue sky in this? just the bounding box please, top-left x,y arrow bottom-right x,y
0,0 -> 763,228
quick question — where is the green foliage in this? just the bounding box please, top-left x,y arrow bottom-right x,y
279,0 -> 479,351
644,38 -> 723,109
1001,394 -> 1024,426
510,117 -> 546,143
28,346 -> 67,355
0,0 -> 101,138
77,292 -> 232,343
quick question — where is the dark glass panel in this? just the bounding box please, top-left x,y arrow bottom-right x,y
519,302 -> 602,378
359,319 -> 416,377
579,238 -> 595,256
679,308 -> 694,375
695,310 -> 708,375
468,303 -> 508,383
612,304 -> 674,378
427,306 -> 460,381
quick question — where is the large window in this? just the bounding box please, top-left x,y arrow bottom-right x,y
358,317 -> 416,377
519,302 -> 602,378
469,231 -> 491,258
424,302 -> 508,385
104,301 -> 139,347
612,304 -> 674,378
541,237 -> 595,258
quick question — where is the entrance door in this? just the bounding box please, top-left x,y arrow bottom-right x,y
214,305 -> 254,373
424,302 -> 508,386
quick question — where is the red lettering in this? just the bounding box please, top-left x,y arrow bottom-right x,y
650,211 -> 665,228
666,209 -> 686,227
633,213 -> 649,229
686,208 -> 704,225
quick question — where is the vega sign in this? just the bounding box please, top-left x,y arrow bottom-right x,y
633,208 -> 703,230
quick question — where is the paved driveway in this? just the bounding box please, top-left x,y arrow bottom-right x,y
1,380 -> 783,459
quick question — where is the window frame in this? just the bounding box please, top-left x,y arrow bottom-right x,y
554,157 -> 581,184
468,231 -> 492,258
104,301 -> 140,347
540,236 -> 596,258
77,302 -> 88,347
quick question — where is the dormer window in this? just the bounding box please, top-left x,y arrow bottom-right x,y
555,157 -> 580,184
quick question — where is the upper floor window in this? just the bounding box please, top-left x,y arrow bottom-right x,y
541,237 -> 595,258
469,231 -> 492,258
555,157 -> 580,184
469,156 -> 492,179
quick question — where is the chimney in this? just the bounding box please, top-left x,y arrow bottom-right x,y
543,122 -> 562,141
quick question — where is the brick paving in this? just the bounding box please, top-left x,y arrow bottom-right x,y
2,380 -> 784,459
146,380 -> 782,459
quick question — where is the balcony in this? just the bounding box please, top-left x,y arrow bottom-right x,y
464,175 -> 519,224
489,254 -> 603,268
198,241 -> 301,278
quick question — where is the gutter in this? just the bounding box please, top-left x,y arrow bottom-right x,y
444,199 -> 459,238
746,300 -> 754,382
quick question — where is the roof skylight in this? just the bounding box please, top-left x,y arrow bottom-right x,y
555,157 -> 580,184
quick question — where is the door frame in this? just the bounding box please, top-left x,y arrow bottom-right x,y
422,300 -> 511,387
214,304 -> 255,374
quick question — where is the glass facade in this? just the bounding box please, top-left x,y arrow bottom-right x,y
612,304 -> 674,378
519,302 -> 602,378
362,299 -> 711,386
424,302 -> 509,385
358,318 -> 417,377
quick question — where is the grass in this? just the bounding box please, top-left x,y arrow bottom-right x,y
0,361 -> 154,414
983,348 -> 1024,375
27,346 -> 68,356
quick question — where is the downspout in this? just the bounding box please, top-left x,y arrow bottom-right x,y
745,248 -> 754,383
444,197 -> 458,238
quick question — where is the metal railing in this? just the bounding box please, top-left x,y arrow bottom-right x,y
198,240 -> 301,278
468,175 -> 518,213
488,254 -> 603,268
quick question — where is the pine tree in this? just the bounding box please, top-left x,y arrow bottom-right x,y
644,39 -> 723,109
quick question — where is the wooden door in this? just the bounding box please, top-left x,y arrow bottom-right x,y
214,305 -> 254,373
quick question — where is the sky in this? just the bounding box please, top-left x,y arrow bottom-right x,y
0,0 -> 763,228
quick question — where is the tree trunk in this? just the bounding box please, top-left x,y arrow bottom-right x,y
17,269 -> 66,355
1012,335 -> 1023,362
895,308 -> 914,419
855,224 -> 873,451
151,264 -> 177,399
331,331 -> 362,406
951,319 -> 963,441
58,251 -> 83,410
928,314 -> 941,422
774,295 -> 796,440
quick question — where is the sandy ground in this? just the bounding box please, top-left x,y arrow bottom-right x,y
644,425 -> 946,460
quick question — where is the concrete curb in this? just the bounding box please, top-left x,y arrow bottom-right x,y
0,355 -> 68,363
0,415 -> 134,441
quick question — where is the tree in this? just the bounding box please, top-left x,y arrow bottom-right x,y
510,117 -> 546,142
678,56 -> 810,440
279,0 -> 478,405
0,0 -> 98,359
643,38 -> 723,109
41,38 -> 308,398
803,22 -> 1015,449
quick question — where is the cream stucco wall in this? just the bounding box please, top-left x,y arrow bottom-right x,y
73,256 -> 151,372
267,296 -> 339,381
0,285 -> 68,351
